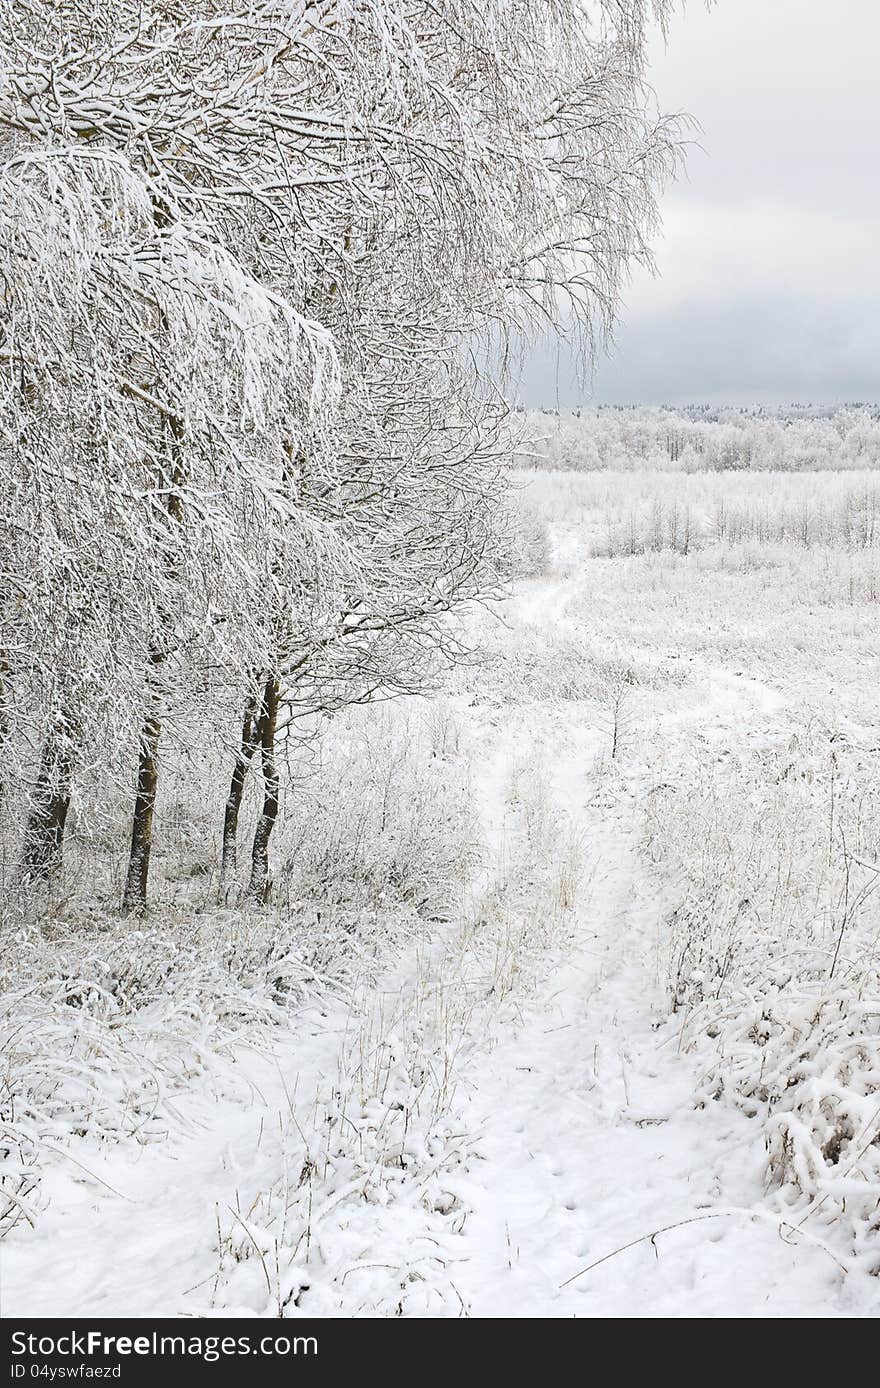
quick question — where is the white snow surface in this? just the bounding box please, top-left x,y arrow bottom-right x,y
4,533 -> 878,1320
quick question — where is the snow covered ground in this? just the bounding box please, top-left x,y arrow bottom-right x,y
5,471 -> 880,1318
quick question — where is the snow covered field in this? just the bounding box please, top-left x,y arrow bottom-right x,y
5,466 -> 880,1319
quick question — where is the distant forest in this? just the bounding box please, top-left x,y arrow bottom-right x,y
516,405 -> 880,471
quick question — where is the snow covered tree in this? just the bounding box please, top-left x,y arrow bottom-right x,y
1,0 -> 682,910
215,0 -> 684,899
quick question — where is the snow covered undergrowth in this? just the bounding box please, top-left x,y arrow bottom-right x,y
649,724 -> 880,1277
6,469 -> 880,1316
0,709 -> 475,1248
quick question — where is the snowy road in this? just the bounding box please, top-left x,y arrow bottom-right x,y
448,729 -> 860,1317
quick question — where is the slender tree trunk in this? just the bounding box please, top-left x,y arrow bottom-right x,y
21,722 -> 72,880
220,691 -> 259,888
247,674 -> 280,904
121,411 -> 184,915
121,695 -> 161,916
0,652 -> 10,805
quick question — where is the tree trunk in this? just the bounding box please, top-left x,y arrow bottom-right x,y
121,410 -> 184,915
247,674 -> 280,904
21,724 -> 71,880
0,651 -> 10,805
121,704 -> 161,916
220,691 -> 259,888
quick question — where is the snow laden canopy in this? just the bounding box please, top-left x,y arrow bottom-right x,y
0,1 -> 681,909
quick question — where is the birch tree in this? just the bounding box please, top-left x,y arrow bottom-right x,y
217,0 -> 683,898
1,1 -> 681,910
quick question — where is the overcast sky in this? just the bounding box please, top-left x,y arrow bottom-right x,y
517,0 -> 880,408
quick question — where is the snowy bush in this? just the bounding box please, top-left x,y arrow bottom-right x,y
646,726 -> 880,1271
274,705 -> 477,920
0,913 -> 302,1234
462,618 -> 681,714
495,493 -> 553,579
519,468 -> 880,563
596,499 -> 701,557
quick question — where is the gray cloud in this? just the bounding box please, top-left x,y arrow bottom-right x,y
518,0 -> 880,407
516,293 -> 880,408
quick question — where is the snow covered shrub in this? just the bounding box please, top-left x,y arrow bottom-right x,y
0,896 -> 435,1238
274,705 -> 477,921
0,906 -> 348,1231
647,725 -> 880,1268
596,499 -> 701,558
462,615 -> 681,714
581,660 -> 637,765
520,467 -> 880,572
496,492 -> 553,579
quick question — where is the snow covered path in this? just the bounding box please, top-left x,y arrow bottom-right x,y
420,571 -> 873,1317
450,765 -> 863,1317
4,569 -> 877,1319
